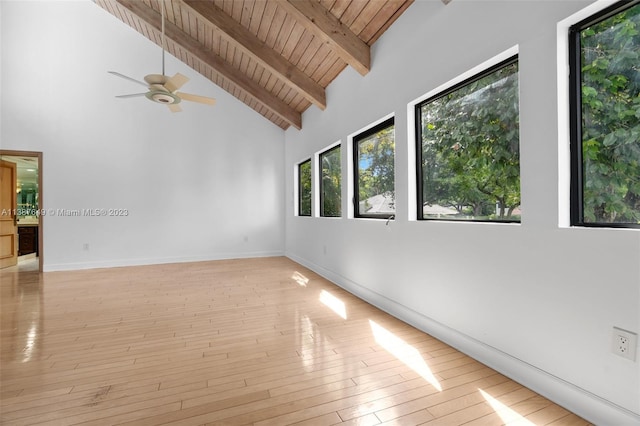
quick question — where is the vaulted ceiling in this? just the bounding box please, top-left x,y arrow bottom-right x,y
94,0 -> 418,130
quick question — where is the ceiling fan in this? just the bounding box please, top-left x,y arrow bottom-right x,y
108,1 -> 215,112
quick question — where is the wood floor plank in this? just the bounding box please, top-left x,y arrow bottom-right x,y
336,412 -> 382,425
373,373 -> 510,423
525,403 -> 575,424
379,408 -> 434,425
0,257 -> 591,425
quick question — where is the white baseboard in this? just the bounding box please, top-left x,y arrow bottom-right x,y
43,250 -> 284,272
286,252 -> 640,426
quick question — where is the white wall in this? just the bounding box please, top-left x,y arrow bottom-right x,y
1,1 -> 285,270
285,0 -> 640,423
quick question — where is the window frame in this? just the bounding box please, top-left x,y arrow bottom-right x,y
415,54 -> 521,223
318,144 -> 342,218
352,117 -> 396,219
297,158 -> 312,217
568,0 -> 640,229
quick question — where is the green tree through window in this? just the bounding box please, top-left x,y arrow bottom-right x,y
320,145 -> 341,217
417,57 -> 521,221
354,118 -> 395,218
298,159 -> 311,216
572,1 -> 640,226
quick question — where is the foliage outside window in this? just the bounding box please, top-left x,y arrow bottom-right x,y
320,145 -> 341,217
298,159 -> 311,216
354,118 -> 395,218
570,1 -> 640,227
416,57 -> 521,222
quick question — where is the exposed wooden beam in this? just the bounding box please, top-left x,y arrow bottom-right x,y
114,0 -> 302,129
182,0 -> 326,111
274,0 -> 370,76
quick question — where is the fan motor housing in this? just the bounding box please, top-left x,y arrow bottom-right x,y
146,91 -> 180,105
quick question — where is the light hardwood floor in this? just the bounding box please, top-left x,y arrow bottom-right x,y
0,257 -> 590,425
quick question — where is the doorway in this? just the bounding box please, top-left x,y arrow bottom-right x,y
0,150 -> 43,272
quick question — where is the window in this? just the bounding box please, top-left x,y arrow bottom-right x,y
353,117 -> 395,218
298,159 -> 311,217
570,1 -> 640,228
319,145 -> 341,217
416,56 -> 520,222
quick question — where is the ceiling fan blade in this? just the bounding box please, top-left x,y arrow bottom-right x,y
115,93 -> 148,98
164,73 -> 189,93
168,103 -> 182,113
176,92 -> 216,106
108,71 -> 148,88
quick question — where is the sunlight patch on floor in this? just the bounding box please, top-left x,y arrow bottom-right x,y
292,271 -> 309,286
319,290 -> 347,319
369,320 -> 442,391
479,388 -> 535,425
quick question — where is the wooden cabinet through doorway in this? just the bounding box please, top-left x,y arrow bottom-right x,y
18,226 -> 38,256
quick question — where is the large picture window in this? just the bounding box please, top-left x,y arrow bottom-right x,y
298,159 -> 311,217
570,1 -> 640,228
353,117 -> 395,218
416,56 -> 521,222
319,145 -> 341,217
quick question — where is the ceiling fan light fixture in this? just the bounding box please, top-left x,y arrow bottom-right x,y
146,91 -> 180,105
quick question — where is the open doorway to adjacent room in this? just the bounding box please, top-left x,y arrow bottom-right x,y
0,150 -> 43,272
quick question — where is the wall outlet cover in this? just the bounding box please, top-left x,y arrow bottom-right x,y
612,327 -> 637,361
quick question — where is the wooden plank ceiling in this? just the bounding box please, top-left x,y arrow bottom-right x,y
95,0 -> 415,130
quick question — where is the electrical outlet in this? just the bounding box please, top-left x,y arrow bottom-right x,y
612,327 -> 637,361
